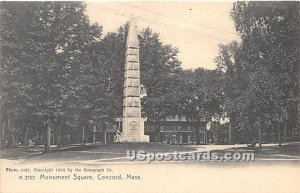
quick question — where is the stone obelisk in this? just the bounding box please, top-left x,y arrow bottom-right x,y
121,17 -> 149,142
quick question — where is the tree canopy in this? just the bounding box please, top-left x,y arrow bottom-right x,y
215,1 -> 299,144
1,1 -> 299,149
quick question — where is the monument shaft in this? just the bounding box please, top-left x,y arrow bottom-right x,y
121,18 -> 149,142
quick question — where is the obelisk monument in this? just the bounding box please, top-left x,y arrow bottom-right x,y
121,17 -> 149,142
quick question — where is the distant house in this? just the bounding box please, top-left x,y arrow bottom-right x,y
90,115 -> 208,145
145,115 -> 208,145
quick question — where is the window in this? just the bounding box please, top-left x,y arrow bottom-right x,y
191,134 -> 196,142
199,126 -> 205,131
171,134 -> 177,142
160,126 -> 164,132
165,126 -> 170,131
171,125 -> 177,131
164,134 -> 170,143
191,126 -> 196,131
160,133 -> 165,141
149,125 -> 154,132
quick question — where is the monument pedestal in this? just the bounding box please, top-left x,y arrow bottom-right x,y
120,135 -> 149,142
121,117 -> 149,142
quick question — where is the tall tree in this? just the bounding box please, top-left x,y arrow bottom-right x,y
0,2 -> 103,150
169,68 -> 223,123
98,24 -> 182,122
216,1 -> 300,145
140,28 -> 181,121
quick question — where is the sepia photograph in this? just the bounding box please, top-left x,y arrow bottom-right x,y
0,1 -> 299,193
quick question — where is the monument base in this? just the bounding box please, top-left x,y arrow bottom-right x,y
120,135 -> 149,142
121,117 -> 149,142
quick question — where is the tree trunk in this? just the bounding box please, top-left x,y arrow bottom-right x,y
0,118 -> 7,146
228,122 -> 232,145
57,123 -> 61,147
272,129 -> 275,143
7,117 -> 11,146
196,123 -> 199,145
283,122 -> 287,143
11,130 -> 17,147
7,117 -> 17,147
277,122 -> 281,148
258,122 -> 262,149
0,116 -> 2,145
24,126 -> 29,146
157,117 -> 161,143
104,128 -> 107,144
0,105 -> 3,145
45,85 -> 52,152
44,124 -> 51,152
82,125 -> 85,146
204,123 -> 208,145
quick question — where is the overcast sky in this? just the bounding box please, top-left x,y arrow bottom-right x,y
86,1 -> 240,70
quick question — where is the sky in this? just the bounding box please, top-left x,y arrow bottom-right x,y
86,1 -> 240,70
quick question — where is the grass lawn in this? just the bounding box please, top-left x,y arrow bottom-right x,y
210,143 -> 300,161
1,142 -> 299,164
255,143 -> 300,159
1,142 -> 196,163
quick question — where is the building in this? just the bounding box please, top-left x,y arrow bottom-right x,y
88,114 -> 208,145
145,116 -> 207,145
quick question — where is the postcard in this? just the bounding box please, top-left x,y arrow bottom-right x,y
1,1 -> 299,193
